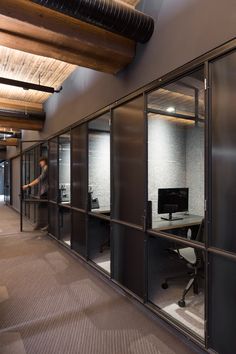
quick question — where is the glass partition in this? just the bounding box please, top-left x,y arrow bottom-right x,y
147,68 -> 205,242
112,96 -> 145,227
88,113 -> 110,216
88,215 -> 110,273
112,223 -> 145,298
210,50 -> 236,253
48,137 -> 58,202
148,234 -> 205,339
21,145 -> 49,231
59,132 -> 71,204
71,210 -> 86,257
59,206 -> 71,246
208,254 -> 236,353
48,203 -> 59,238
71,124 -> 87,210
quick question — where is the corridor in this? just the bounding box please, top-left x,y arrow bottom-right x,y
0,201 -> 203,354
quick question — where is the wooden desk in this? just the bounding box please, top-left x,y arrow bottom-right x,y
92,208 -> 110,215
151,214 -> 202,232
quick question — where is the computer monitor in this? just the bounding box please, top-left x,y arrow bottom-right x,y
158,188 -> 189,221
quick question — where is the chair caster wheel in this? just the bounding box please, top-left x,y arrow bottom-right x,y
178,300 -> 186,308
161,282 -> 168,289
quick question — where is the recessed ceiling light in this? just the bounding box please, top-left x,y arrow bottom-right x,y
166,106 -> 176,113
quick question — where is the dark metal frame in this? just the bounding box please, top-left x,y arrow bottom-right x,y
18,38 -> 236,353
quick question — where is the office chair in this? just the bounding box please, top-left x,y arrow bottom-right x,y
161,219 -> 205,308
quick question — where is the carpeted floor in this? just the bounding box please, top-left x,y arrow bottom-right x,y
154,285 -> 204,338
0,201 -> 204,354
93,250 -> 111,273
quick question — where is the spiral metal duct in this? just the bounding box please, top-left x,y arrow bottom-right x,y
32,0 -> 154,43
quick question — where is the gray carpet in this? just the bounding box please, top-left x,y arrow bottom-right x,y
0,202 -> 204,354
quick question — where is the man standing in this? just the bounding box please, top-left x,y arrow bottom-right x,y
22,157 -> 48,229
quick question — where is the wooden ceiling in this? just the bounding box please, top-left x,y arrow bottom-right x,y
0,0 -> 135,74
0,0 -> 139,134
0,46 -> 76,107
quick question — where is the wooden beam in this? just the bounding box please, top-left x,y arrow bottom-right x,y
0,138 -> 18,147
0,116 -> 44,131
0,0 -> 135,74
0,97 -> 43,113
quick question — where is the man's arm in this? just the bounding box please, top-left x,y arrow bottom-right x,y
22,177 -> 40,190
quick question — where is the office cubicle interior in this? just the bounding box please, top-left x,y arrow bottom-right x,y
88,113 -> 111,273
58,133 -> 71,246
20,44 -> 236,354
147,68 -> 205,338
59,133 -> 71,204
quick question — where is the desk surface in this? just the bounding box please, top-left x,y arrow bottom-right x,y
92,207 -> 110,214
151,214 -> 202,231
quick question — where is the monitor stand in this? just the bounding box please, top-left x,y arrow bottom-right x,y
161,212 -> 183,221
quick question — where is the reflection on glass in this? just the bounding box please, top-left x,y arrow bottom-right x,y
71,210 -> 86,257
49,203 -> 58,238
88,216 -> 110,274
148,235 -> 205,338
49,137 -> 58,202
59,133 -> 71,204
147,68 -> 205,241
59,206 -> 71,246
88,113 -> 110,216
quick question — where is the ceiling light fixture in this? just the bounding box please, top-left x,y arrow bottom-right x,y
0,77 -> 62,94
166,106 -> 176,113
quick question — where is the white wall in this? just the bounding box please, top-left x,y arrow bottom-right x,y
148,115 -> 204,217
59,143 -> 71,199
89,132 -> 110,210
148,116 -> 186,215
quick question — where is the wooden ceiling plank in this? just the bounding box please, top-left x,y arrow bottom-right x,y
0,97 -> 43,113
0,0 -> 135,74
0,45 -> 76,104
